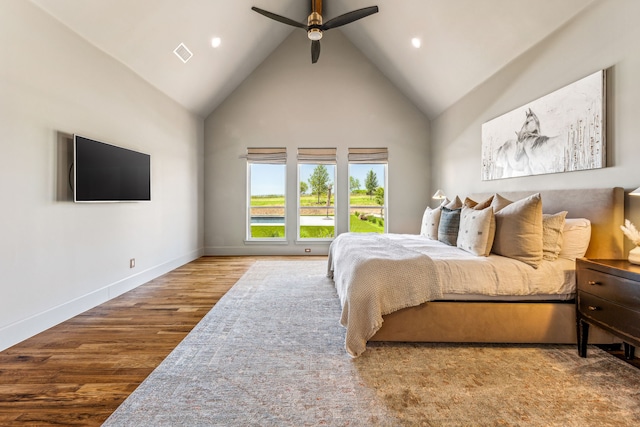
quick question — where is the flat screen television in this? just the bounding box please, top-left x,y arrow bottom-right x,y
73,135 -> 151,202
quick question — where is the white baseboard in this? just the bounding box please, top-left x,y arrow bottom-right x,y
203,245 -> 329,256
0,248 -> 203,352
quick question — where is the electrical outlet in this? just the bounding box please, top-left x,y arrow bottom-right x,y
304,248 -> 311,253
130,258 -> 136,268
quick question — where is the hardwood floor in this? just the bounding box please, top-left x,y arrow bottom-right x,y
0,255 -> 637,425
0,256 -> 310,426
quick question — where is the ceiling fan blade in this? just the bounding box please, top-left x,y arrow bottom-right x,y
311,40 -> 321,64
322,6 -> 379,30
251,7 -> 307,29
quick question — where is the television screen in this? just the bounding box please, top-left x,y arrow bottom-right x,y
73,135 -> 151,202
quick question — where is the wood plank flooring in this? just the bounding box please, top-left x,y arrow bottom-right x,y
0,256 -> 313,426
0,255 -> 637,425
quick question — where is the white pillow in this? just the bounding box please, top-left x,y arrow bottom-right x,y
457,205 -> 496,256
420,206 -> 442,240
542,211 -> 567,261
558,218 -> 591,260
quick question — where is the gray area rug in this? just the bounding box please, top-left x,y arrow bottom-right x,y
104,260 -> 640,426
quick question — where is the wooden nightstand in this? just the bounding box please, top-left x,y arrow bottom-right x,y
576,258 -> 640,358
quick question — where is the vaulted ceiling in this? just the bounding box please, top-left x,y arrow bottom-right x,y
30,0 -> 596,120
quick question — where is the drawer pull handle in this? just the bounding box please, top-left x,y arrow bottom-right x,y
588,281 -> 602,286
588,306 -> 600,311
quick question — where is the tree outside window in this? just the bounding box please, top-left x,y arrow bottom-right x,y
349,163 -> 386,234
298,163 -> 336,239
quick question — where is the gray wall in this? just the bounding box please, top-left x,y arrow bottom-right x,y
0,1 -> 204,350
431,0 -> 640,253
204,30 -> 430,255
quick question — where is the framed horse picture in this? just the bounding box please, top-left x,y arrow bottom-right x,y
481,70 -> 606,180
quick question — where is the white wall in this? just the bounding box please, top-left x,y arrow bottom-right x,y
431,0 -> 640,253
0,1 -> 204,350
204,30 -> 430,255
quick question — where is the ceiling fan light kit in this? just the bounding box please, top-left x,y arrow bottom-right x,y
308,28 -> 323,41
252,0 -> 378,63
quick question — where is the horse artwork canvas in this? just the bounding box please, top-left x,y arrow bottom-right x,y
482,70 -> 605,180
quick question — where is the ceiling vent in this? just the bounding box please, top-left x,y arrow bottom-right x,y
173,43 -> 193,63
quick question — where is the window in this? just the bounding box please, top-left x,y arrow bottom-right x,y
245,148 -> 287,240
348,148 -> 388,234
297,148 -> 337,240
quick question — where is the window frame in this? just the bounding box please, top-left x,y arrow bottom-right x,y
296,148 -> 337,242
244,148 -> 287,243
347,148 -> 389,234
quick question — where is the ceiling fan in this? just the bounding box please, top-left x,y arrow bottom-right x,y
251,0 -> 379,64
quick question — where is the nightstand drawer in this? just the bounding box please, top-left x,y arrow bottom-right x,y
578,268 -> 640,307
578,291 -> 640,339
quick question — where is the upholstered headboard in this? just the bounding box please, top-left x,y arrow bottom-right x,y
469,187 -> 624,259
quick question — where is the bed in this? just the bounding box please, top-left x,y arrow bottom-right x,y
328,188 -> 624,357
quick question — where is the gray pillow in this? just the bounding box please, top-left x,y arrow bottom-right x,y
492,193 -> 543,268
438,207 -> 461,246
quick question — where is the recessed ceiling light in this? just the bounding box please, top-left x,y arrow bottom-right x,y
411,38 -> 421,48
211,37 -> 222,48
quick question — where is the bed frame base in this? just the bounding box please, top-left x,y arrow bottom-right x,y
370,301 -> 617,344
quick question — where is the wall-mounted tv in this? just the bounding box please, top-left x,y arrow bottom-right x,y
73,135 -> 151,202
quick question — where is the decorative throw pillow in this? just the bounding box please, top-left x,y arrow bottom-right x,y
444,196 -> 462,210
476,195 -> 494,210
420,206 -> 443,240
491,193 -> 544,268
420,207 -> 431,236
542,211 -> 568,261
463,197 -> 478,209
438,207 -> 461,246
558,218 -> 592,260
457,205 -> 496,256
465,195 -> 494,210
490,193 -> 513,212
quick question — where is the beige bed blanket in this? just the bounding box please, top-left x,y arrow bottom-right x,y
328,233 -> 442,357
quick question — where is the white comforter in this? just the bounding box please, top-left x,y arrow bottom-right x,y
328,233 -> 576,357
